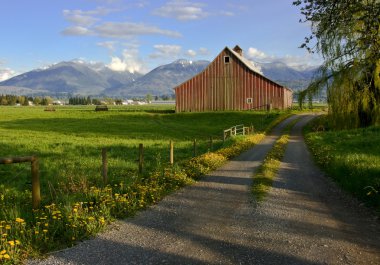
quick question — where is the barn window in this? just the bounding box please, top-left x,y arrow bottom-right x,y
246,98 -> 253,104
224,56 -> 230,64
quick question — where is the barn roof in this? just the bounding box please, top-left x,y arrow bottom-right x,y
225,46 -> 292,92
173,45 -> 292,92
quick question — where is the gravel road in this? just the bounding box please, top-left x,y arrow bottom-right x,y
28,115 -> 380,265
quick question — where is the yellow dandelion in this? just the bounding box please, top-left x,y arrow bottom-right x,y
0,250 -> 6,255
35,231 -> 39,235
88,217 -> 95,221
73,208 -> 78,213
5,225 -> 11,230
15,218 -> 25,223
2,233 -> 7,237
3,253 -> 10,259
44,223 -> 49,227
43,229 -> 48,233
15,240 -> 20,245
7,241 -> 14,246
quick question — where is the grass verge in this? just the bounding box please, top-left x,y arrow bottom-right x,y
304,115 -> 380,215
251,117 -> 300,202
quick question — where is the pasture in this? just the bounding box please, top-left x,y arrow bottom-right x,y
0,105 -> 280,197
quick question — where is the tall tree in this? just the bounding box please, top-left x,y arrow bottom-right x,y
294,0 -> 380,128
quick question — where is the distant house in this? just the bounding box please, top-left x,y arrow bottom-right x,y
174,45 -> 292,112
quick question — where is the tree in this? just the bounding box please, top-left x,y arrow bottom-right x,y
33,97 -> 42,105
145,93 -> 153,103
294,0 -> 380,128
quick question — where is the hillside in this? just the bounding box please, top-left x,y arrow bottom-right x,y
0,59 -> 319,97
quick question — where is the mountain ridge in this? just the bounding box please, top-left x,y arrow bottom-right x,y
0,59 -> 319,97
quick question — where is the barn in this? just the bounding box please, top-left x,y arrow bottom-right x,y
174,45 -> 292,112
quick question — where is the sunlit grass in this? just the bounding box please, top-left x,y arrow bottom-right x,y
304,116 -> 380,214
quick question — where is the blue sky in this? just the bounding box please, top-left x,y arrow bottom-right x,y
0,0 -> 320,81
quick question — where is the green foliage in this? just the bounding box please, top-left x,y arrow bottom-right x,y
305,116 -> 380,214
294,0 -> 380,128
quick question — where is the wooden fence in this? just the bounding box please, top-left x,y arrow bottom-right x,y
223,124 -> 254,141
1,124 -> 255,209
0,156 -> 41,209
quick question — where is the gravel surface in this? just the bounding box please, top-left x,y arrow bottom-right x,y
28,114 -> 380,265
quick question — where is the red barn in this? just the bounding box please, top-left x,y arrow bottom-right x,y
174,45 -> 292,112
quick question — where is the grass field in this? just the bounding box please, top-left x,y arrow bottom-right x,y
304,116 -> 380,214
0,105 -> 287,262
0,105 -> 279,193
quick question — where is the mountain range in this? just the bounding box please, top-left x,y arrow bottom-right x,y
0,59 -> 319,98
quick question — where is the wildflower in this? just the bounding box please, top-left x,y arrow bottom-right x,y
88,217 -> 95,221
73,208 -> 78,213
15,218 -> 25,223
7,241 -> 14,246
2,234 -> 7,237
5,225 -> 10,230
15,240 -> 20,245
44,223 -> 49,227
43,230 -> 48,233
3,253 -> 10,259
0,250 -> 6,254
35,231 -> 39,235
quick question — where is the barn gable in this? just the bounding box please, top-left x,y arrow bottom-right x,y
174,46 -> 292,112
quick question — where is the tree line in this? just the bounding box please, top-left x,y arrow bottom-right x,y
0,95 -> 53,106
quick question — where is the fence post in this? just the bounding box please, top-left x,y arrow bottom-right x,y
193,139 -> 197,157
170,140 -> 174,165
139,144 -> 144,174
209,136 -> 213,151
31,156 -> 40,209
102,148 -> 108,185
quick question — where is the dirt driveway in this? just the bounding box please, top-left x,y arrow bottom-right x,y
28,115 -> 380,265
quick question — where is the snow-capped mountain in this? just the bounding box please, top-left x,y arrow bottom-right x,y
0,59 -> 319,97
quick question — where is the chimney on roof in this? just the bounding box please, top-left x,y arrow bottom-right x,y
233,45 -> 243,56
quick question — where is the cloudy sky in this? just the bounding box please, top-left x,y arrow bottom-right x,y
0,0 -> 321,81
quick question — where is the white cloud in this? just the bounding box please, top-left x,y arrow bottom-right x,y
107,48 -> 147,73
94,22 -> 182,38
0,68 -> 16,82
247,47 -> 320,70
247,47 -> 274,61
198,47 -> 209,55
185,49 -> 197,57
97,41 -> 116,52
62,26 -> 93,36
220,11 -> 234,16
153,0 -> 209,21
149,44 -> 182,59
63,10 -> 99,26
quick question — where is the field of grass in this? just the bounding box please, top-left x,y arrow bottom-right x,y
304,116 -> 380,214
0,105 -> 278,193
0,105 -> 287,262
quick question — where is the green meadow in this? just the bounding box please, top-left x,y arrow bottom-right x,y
0,105 -> 279,196
305,116 -> 380,214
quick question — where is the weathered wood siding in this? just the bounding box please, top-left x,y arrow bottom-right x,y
175,48 -> 292,112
